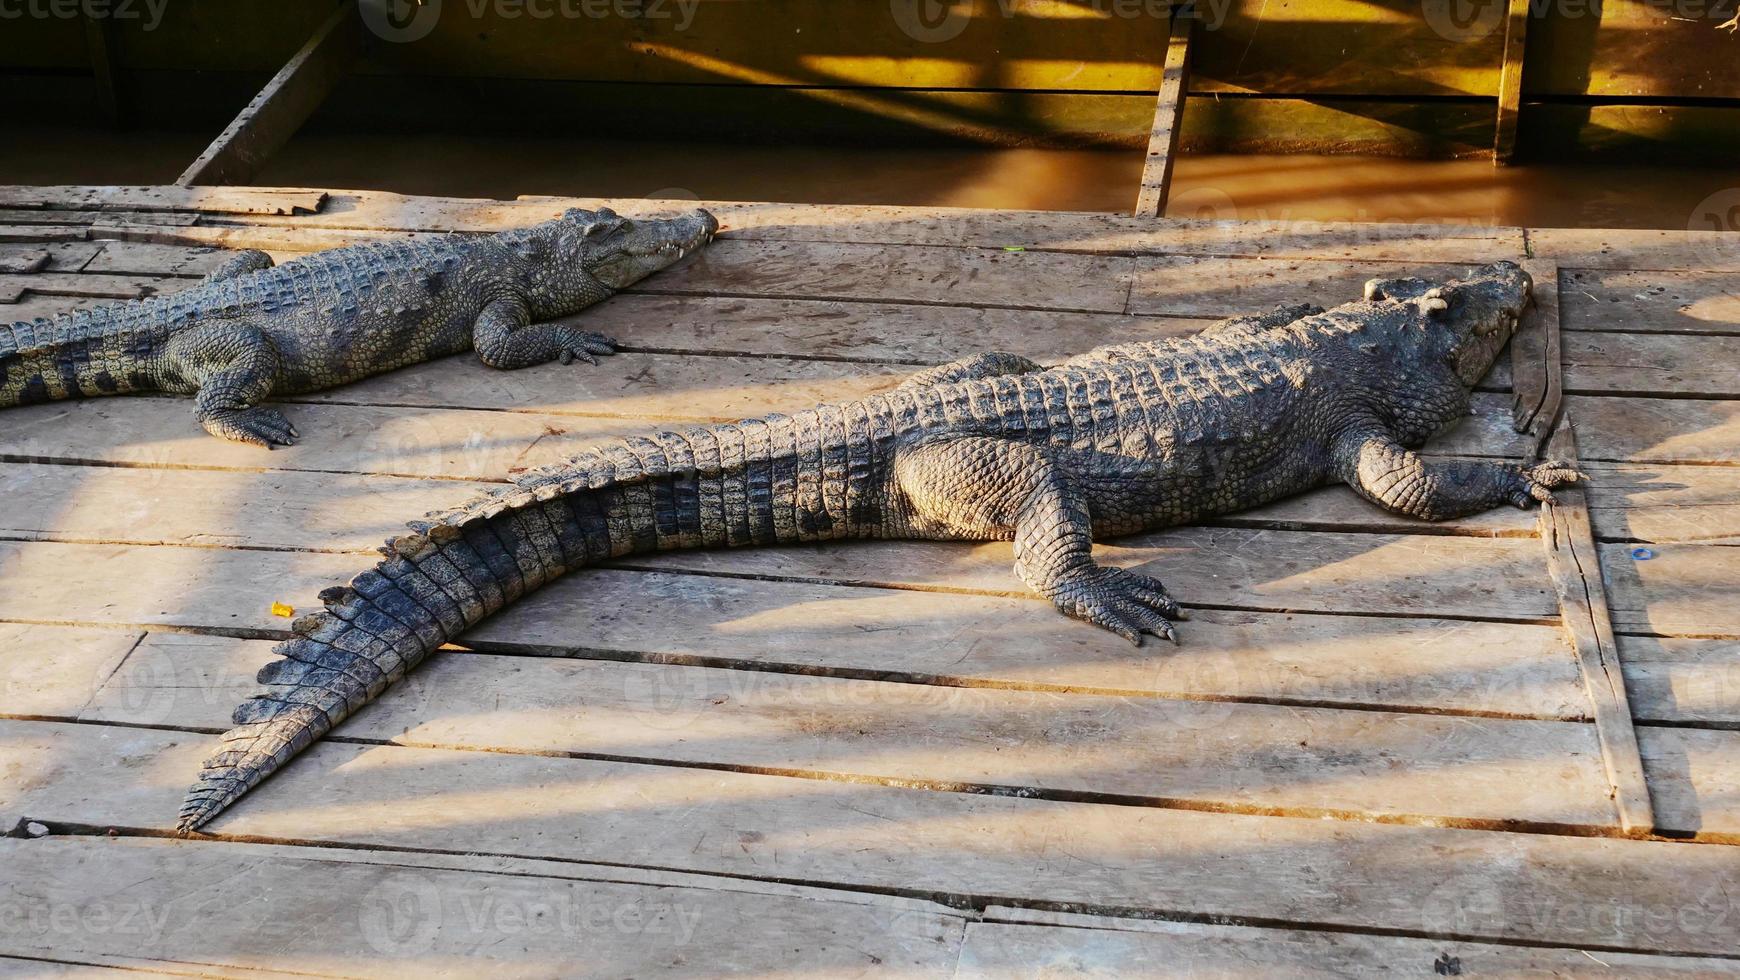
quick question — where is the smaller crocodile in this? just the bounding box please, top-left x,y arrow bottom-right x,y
0,207 -> 718,446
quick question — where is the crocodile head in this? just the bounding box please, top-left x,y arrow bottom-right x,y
559,205 -> 719,290
1362,260 -> 1533,387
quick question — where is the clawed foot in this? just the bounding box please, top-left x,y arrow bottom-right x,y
201,405 -> 299,448
555,329 -> 618,366
1047,566 -> 1186,646
1510,458 -> 1586,507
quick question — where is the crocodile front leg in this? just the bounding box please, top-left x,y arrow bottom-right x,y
165,321 -> 298,447
894,435 -> 1182,645
1335,424 -> 1583,520
472,295 -> 618,369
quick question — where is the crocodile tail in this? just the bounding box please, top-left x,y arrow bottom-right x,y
1,305 -> 164,408
178,409 -> 873,831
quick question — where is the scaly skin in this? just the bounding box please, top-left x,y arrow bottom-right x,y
0,207 -> 718,446
179,260 -> 1580,831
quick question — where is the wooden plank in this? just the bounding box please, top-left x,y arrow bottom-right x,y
1560,332 -> 1740,397
1133,7 -> 1191,218
0,186 -> 329,216
0,563 -> 1587,722
164,188 -> 1520,261
1491,0 -> 1529,164
9,719 -> 1740,955
1569,394 -> 1740,464
177,3 -> 364,187
1538,422 -> 1654,835
0,274 -> 185,303
648,239 -> 1134,314
1560,268 -> 1740,335
1508,258 -> 1560,448
0,458 -> 1532,559
0,296 -> 103,322
1638,726 -> 1740,841
0,209 -> 200,227
0,836 -> 967,978
76,633 -> 1615,829
962,909 -> 1740,977
623,524 -> 1559,621
0,226 -> 86,244
0,250 -> 49,275
80,241 -> 231,277
1585,463 -> 1740,546
1602,541 -> 1740,638
0,241 -> 102,273
1621,636 -> 1740,728
1530,228 -> 1740,273
0,624 -> 142,720
1125,256 -> 1470,317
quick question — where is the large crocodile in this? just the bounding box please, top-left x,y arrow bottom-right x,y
0,207 -> 717,446
180,260 -> 1579,831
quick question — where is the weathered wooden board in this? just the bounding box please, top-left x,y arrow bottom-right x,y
1558,332 -> 1740,397
1125,256 -> 1468,317
0,955 -> 214,979
1602,542 -> 1740,638
0,208 -> 201,227
1,570 -> 1587,722
622,526 -> 1560,620
0,273 -> 184,303
647,239 -> 1135,313
80,240 -> 229,277
0,837 -> 967,978
1585,463 -> 1740,545
1560,268 -> 1740,335
8,720 -> 1740,955
0,225 -> 85,244
0,186 -> 328,216
0,452 -> 1533,561
961,909 -> 1740,978
1622,636 -> 1740,728
0,624 -> 143,720
0,384 -> 1530,479
77,632 -> 1613,828
1530,229 -> 1740,273
0,241 -> 103,273
1568,395 -> 1740,465
1639,726 -> 1740,841
1537,424 -> 1653,835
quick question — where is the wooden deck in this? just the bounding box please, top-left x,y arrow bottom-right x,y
2,186 -> 1739,976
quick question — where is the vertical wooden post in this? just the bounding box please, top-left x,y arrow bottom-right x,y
1493,0 -> 1530,164
1133,3 -> 1194,217
177,1 -> 366,187
83,14 -> 122,126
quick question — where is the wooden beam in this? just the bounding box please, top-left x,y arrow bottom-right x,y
1493,0 -> 1529,163
82,14 -> 122,126
1509,258 -> 1561,456
1539,420 -> 1656,837
176,2 -> 365,187
1132,4 -> 1193,217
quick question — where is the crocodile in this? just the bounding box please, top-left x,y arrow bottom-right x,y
179,259 -> 1580,831
0,207 -> 718,446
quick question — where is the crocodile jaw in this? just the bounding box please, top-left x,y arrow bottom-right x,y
587,208 -> 719,290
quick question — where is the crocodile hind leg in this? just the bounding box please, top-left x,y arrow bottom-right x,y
472,295 -> 618,369
165,321 -> 298,447
893,435 -> 1183,645
200,250 -> 276,285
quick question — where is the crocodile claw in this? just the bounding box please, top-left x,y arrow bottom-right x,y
1049,566 -> 1184,647
556,329 -> 618,367
1511,458 -> 1585,508
201,405 -> 299,449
